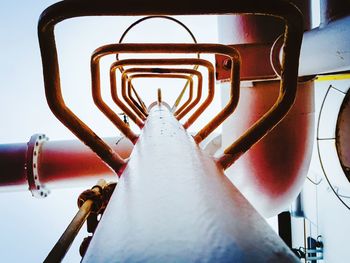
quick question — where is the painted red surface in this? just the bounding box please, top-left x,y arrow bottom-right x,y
222,80 -> 314,216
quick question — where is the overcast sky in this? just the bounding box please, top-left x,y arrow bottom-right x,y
0,1 -> 322,262
0,1 -> 218,262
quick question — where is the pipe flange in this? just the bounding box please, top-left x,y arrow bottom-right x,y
26,134 -> 50,198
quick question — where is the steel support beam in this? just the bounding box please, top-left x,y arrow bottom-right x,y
82,104 -> 298,262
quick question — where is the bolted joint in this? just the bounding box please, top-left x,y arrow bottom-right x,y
77,189 -> 103,213
77,179 -> 113,214
26,134 -> 50,198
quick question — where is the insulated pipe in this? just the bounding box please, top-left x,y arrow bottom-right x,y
0,135 -> 133,194
82,104 -> 298,262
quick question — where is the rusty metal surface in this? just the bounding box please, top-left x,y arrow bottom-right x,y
38,0 -> 303,176
108,47 -> 237,135
82,104 -> 298,262
336,89 -> 350,181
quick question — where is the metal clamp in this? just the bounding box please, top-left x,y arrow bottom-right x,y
26,134 -> 50,198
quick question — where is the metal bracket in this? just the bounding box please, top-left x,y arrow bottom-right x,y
26,134 -> 50,198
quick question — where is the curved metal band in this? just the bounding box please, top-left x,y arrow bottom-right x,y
120,67 -> 202,120
124,72 -> 194,119
38,0 -> 303,173
109,64 -> 146,128
109,57 -> 213,128
127,84 -> 148,117
115,15 -> 200,110
91,57 -> 141,142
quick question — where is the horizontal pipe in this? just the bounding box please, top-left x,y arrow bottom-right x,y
299,15 -> 350,76
217,14 -> 350,79
82,104 -> 298,262
0,143 -> 28,189
0,136 -> 133,193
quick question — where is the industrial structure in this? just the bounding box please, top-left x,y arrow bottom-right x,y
0,0 -> 349,262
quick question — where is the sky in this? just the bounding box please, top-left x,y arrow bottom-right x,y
0,1 -> 218,262
0,1 -> 323,262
